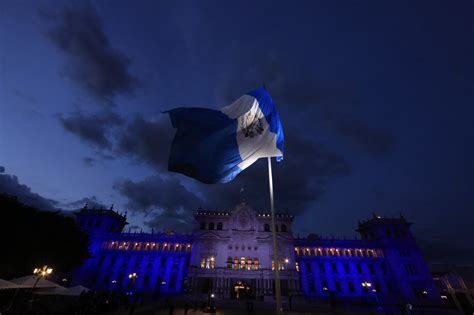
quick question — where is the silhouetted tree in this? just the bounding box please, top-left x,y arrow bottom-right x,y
0,193 -> 89,279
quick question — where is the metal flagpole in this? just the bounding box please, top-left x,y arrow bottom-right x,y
268,157 -> 282,314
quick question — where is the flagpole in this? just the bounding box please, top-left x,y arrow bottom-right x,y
268,157 -> 282,314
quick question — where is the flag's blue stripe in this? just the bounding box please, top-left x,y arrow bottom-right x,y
246,87 -> 284,161
167,107 -> 243,184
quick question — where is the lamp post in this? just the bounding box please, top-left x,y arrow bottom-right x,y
33,266 -> 53,288
128,272 -> 138,294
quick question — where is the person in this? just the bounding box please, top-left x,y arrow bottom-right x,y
184,302 -> 189,315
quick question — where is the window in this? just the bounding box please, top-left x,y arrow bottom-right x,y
331,263 -> 337,273
306,261 -> 312,273
275,225 -> 279,232
344,263 -> 350,274
217,222 -> 223,230
200,222 -> 206,230
335,281 -> 342,292
405,264 -> 417,276
348,281 -> 355,292
240,257 -> 246,269
233,257 -> 239,269
368,264 -> 375,275
381,264 -> 387,275
264,224 -> 270,232
208,222 -> 215,230
226,257 -> 233,269
281,224 -> 287,232
296,262 -> 299,272
356,263 -> 362,274
319,263 -> 325,273
253,258 -> 259,270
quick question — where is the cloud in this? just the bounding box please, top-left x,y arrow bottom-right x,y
113,174 -> 202,215
218,53 -> 394,156
57,110 -> 123,149
198,131 -> 352,213
112,129 -> 351,233
116,115 -> 173,170
46,2 -> 138,101
0,168 -> 58,211
61,196 -> 108,210
333,117 -> 394,155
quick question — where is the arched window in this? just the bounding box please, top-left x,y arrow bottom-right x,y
264,224 -> 270,232
226,257 -> 233,269
208,222 -> 215,230
275,225 -> 279,232
281,224 -> 287,232
217,222 -> 223,230
200,222 -> 206,230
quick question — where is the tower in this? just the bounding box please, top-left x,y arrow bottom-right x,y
76,204 -> 128,234
357,214 -> 439,303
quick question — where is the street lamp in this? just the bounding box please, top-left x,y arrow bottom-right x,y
128,272 -> 138,294
33,266 -> 53,288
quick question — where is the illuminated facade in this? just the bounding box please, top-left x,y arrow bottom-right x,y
72,202 -> 440,305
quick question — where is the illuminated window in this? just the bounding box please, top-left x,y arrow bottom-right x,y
295,262 -> 299,272
294,247 -> 300,255
317,248 -> 323,256
233,257 -> 239,269
247,258 -> 252,270
253,258 -> 259,270
240,257 -> 246,269
200,258 -> 205,269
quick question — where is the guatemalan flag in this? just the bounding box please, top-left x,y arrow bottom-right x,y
166,87 -> 284,184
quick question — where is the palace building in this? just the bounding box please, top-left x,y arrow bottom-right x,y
71,201 -> 440,305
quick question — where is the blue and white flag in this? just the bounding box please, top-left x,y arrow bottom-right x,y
166,87 -> 284,184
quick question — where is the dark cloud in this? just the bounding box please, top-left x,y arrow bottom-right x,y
418,237 -> 474,266
113,175 -> 202,216
333,117 -> 394,155
0,166 -> 5,173
116,116 -> 173,170
219,53 -> 394,156
46,3 -> 138,101
113,129 -> 351,232
144,209 -> 195,233
61,196 -> 107,210
82,156 -> 95,167
0,169 -> 58,211
199,132 -> 352,214
57,110 -> 123,149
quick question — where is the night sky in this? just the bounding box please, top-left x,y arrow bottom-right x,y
1,1 -> 473,265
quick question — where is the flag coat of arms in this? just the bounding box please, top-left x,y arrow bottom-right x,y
166,87 -> 284,184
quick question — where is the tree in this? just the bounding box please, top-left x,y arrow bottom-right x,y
0,194 -> 89,279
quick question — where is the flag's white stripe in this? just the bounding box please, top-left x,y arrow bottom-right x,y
221,95 -> 282,171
